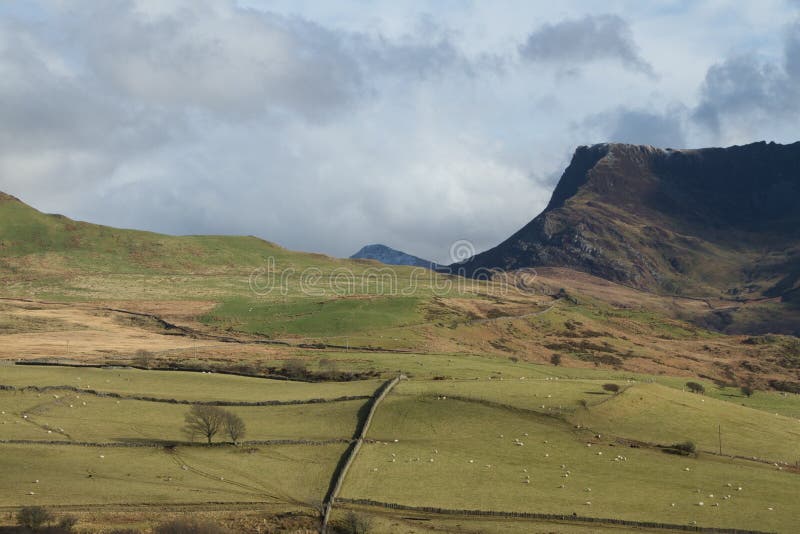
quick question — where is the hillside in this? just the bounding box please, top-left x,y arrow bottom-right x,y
455,142 -> 800,335
0,191 -> 359,278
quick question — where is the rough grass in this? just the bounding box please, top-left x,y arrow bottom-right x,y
0,442 -> 343,507
343,393 -> 799,533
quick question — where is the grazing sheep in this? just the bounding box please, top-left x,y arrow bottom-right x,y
697,502 -> 704,506
684,467 -> 691,471
585,501 -> 591,505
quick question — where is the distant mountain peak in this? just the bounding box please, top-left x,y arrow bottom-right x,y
350,244 -> 437,269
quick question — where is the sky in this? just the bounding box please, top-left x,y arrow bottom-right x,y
1,0 -> 799,264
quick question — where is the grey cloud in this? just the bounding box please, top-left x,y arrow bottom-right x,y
583,107 -> 686,149
693,22 -> 800,133
519,15 -> 654,76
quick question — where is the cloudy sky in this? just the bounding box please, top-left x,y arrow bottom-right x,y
1,1 -> 799,263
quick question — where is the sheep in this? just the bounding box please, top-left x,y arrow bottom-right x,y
27,491 -> 35,495
684,467 -> 691,471
468,459 -> 474,463
585,501 -> 591,505
99,455 -> 105,459
670,503 -> 675,507
697,502 -> 704,506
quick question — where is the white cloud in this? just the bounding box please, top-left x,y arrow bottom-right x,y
0,0 -> 798,262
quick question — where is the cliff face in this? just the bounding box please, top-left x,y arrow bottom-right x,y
456,141 -> 800,306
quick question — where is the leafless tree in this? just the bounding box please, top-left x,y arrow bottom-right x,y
184,405 -> 225,444
223,411 -> 246,443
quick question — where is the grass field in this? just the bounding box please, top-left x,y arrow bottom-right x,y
570,383 -> 800,461
343,393 -> 798,533
0,365 -> 381,402
0,442 -> 343,507
0,390 -> 365,443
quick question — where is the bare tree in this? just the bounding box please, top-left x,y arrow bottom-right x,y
184,405 -> 225,444
223,411 -> 246,443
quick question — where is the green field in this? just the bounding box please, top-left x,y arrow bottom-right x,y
570,383 -> 800,461
0,442 -> 343,507
0,390 -> 364,443
0,365 -> 381,402
343,392 -> 798,533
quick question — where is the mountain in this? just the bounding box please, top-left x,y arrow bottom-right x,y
454,141 -> 800,334
350,244 -> 437,269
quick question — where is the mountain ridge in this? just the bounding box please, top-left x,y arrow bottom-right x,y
454,140 -> 800,334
